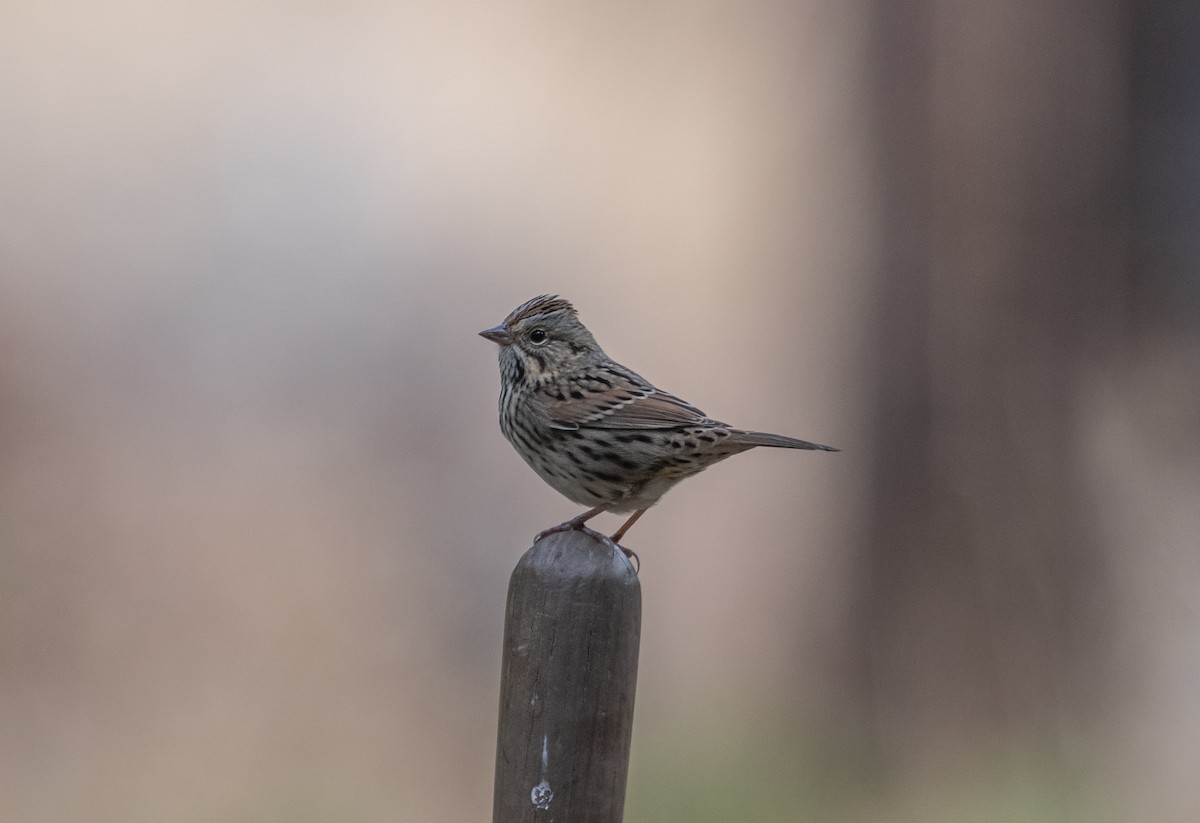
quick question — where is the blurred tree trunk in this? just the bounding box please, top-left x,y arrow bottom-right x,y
854,0 -> 1133,788
1117,4 -> 1200,818
1130,4 -> 1200,335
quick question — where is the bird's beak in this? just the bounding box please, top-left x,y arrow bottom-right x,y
479,325 -> 512,345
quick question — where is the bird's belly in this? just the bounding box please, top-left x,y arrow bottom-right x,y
523,445 -> 637,508
538,442 -> 716,512
503,414 -> 741,513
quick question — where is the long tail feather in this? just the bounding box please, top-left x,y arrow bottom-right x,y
731,430 -> 839,451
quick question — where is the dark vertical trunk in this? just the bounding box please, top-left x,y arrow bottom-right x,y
854,0 -> 1131,783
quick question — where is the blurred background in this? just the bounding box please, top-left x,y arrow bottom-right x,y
2,2 -> 1198,821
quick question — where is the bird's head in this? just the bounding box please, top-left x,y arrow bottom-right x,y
479,295 -> 603,385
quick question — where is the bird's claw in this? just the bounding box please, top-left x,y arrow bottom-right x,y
533,522 -> 571,543
619,545 -> 640,573
534,520 -> 605,543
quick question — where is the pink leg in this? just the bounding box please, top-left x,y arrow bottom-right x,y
610,509 -> 646,544
609,510 -> 647,572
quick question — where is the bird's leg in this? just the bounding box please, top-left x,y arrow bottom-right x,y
610,509 -> 646,544
609,509 -> 647,571
535,505 -> 643,573
535,503 -> 610,543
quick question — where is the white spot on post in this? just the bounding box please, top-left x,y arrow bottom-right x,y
530,734 -> 553,809
531,779 -> 553,809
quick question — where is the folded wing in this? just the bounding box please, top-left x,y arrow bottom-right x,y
537,364 -> 719,431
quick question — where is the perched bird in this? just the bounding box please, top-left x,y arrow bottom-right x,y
480,295 -> 837,561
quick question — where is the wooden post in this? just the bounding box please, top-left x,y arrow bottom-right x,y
492,528 -> 642,823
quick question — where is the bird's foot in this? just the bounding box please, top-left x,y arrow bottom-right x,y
534,504 -> 610,544
534,517 -> 604,544
618,544 -> 640,573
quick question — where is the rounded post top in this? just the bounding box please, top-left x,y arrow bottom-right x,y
514,529 -> 639,589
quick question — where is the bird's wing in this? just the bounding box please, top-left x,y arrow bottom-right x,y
538,365 -> 715,430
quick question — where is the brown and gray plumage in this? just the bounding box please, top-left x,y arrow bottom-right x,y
480,295 -> 837,557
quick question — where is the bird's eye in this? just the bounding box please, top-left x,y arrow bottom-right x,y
529,329 -> 548,344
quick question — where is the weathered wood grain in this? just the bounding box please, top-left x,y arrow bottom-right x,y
493,529 -> 641,823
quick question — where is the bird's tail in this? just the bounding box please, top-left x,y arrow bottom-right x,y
731,430 -> 839,452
